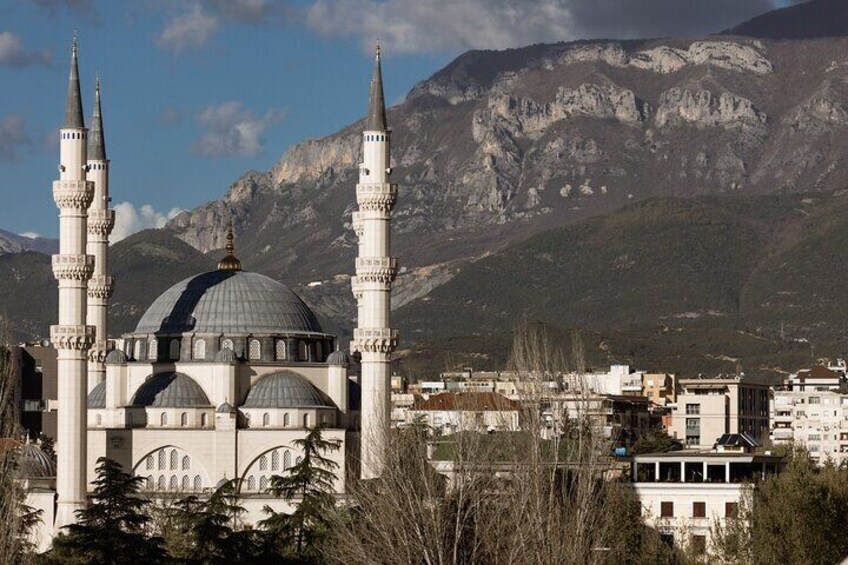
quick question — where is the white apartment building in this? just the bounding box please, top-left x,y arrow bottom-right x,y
670,377 -> 770,449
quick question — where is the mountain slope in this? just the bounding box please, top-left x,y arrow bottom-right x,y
0,229 -> 58,255
724,0 -> 848,40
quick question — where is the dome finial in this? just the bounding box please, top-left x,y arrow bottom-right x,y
217,218 -> 242,272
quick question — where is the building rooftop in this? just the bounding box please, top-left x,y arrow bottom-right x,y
412,392 -> 521,412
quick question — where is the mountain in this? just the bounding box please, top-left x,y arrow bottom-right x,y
724,0 -> 848,40
0,229 -> 58,255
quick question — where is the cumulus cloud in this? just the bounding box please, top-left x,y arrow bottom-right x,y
112,202 -> 184,242
0,32 -> 50,67
192,101 -> 285,157
156,3 -> 220,53
305,0 -> 789,54
0,115 -> 30,162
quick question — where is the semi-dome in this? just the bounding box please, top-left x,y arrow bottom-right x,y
132,270 -> 324,336
131,372 -> 211,408
215,348 -> 239,363
17,441 -> 56,478
105,349 -> 127,364
88,381 -> 106,409
327,350 -> 351,367
243,371 -> 336,409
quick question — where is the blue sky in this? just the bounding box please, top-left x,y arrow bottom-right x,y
0,0 -> 795,240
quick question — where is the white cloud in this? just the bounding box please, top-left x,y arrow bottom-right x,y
0,32 -> 50,67
305,0 -> 787,55
192,101 -> 285,157
156,3 -> 220,53
0,115 -> 30,162
112,202 -> 184,242
19,232 -> 40,239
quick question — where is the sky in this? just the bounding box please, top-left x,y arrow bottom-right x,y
0,0 -> 801,240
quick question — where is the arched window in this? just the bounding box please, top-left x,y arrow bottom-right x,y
180,412 -> 188,427
158,450 -> 165,469
244,476 -> 254,491
303,413 -> 310,428
263,412 -> 270,427
249,339 -> 261,360
244,412 -> 251,426
158,475 -> 166,490
275,339 -> 287,360
181,476 -> 189,491
315,341 -> 323,361
299,341 -> 308,361
169,339 -> 180,360
194,339 -> 206,360
182,455 -> 190,471
284,450 -> 291,469
169,475 -> 177,490
283,413 -> 290,427
194,475 -> 202,490
160,412 -> 168,426
260,455 -> 267,471
170,450 -> 177,470
222,338 -> 234,351
146,476 -> 154,490
134,340 -> 143,360
149,339 -> 158,360
259,476 -> 268,491
272,450 -> 279,470
201,413 -> 208,428
146,455 -> 154,470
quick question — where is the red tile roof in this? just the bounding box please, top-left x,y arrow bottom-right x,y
412,392 -> 521,412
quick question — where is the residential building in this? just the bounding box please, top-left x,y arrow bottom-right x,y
8,344 -> 58,441
405,392 -> 521,433
772,383 -> 848,465
642,372 -> 677,406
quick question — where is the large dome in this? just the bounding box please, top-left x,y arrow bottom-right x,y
133,270 -> 323,336
131,372 -> 211,407
243,371 -> 336,409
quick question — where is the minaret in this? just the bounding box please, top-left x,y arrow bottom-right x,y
352,43 -> 399,479
51,39 -> 94,530
86,77 -> 115,393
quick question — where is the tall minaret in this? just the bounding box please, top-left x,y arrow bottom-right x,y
86,77 -> 115,392
353,43 -> 399,480
51,39 -> 94,530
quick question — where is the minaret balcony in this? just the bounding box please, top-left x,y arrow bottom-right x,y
356,183 -> 398,211
351,212 -> 364,237
53,179 -> 94,210
88,209 -> 116,235
355,257 -> 398,283
353,327 -> 399,354
52,254 -> 95,281
50,324 -> 96,351
88,275 -> 115,299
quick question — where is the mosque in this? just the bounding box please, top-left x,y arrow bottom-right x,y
28,40 -> 399,548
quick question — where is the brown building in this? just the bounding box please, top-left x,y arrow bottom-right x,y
9,344 -> 58,440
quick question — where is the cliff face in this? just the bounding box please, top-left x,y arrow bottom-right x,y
165,33 -> 848,336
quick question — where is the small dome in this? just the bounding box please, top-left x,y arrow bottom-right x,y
216,401 -> 235,413
17,442 -> 56,478
327,350 -> 350,367
215,348 -> 238,363
88,381 -> 106,409
131,372 -> 211,408
243,371 -> 336,409
105,349 -> 128,365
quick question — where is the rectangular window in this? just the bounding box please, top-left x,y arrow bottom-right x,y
686,404 -> 700,415
810,397 -> 821,404
693,502 -> 706,518
691,535 -> 707,556
725,502 -> 738,518
686,418 -> 699,430
685,435 -> 700,446
661,501 -> 674,518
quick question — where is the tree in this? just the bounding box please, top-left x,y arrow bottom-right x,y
263,424 -> 341,561
630,428 -> 683,455
46,457 -> 166,564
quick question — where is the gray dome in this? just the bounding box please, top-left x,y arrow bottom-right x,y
243,371 -> 336,409
105,349 -> 128,364
327,350 -> 350,367
215,348 -> 239,363
131,372 -> 211,408
132,270 -> 324,336
17,442 -> 56,478
88,381 -> 106,409
216,401 -> 235,413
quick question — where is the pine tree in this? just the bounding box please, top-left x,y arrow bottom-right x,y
46,457 -> 165,564
263,424 -> 341,560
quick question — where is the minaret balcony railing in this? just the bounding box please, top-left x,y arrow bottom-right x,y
88,275 -> 115,299
355,257 -> 398,283
356,183 -> 398,211
52,254 -> 95,281
53,179 -> 94,210
351,212 -> 364,237
354,327 -> 400,354
50,324 -> 96,351
88,209 -> 116,235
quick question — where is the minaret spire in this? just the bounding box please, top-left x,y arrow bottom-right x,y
65,38 -> 85,129
366,40 -> 387,131
89,75 -> 106,160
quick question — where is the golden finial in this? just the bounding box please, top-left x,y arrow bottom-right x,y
217,219 -> 243,272
375,39 -> 381,59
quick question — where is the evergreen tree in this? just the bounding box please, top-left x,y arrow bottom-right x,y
263,424 -> 341,561
46,457 -> 165,564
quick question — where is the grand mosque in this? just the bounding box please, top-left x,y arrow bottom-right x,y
29,40 -> 399,546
